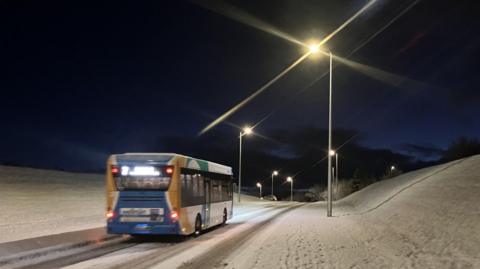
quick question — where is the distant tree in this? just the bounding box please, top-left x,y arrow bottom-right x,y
305,184 -> 324,202
381,166 -> 403,180
443,137 -> 480,161
353,167 -> 372,180
335,179 -> 355,200
351,168 -> 373,191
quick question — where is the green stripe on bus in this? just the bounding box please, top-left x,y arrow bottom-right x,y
197,160 -> 209,171
186,158 -> 209,172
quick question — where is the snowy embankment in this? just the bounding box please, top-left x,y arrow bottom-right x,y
220,155 -> 480,269
0,166 -> 105,244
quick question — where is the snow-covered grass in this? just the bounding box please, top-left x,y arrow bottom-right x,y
0,166 -> 105,244
221,155 -> 480,268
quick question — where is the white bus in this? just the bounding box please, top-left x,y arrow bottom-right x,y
106,153 -> 233,236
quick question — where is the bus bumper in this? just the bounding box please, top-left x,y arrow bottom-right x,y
107,223 -> 180,235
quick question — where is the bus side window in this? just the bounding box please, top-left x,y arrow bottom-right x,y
212,179 -> 221,203
222,181 -> 229,201
192,173 -> 205,205
181,173 -> 193,207
198,174 -> 205,203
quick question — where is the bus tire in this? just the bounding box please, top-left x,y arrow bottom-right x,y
222,208 -> 227,225
194,215 -> 202,237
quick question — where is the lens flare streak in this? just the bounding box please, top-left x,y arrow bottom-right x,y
198,52 -> 310,135
318,0 -> 378,47
193,0 -> 304,46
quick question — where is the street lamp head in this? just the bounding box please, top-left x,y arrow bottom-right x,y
308,43 -> 320,54
273,170 -> 278,176
242,126 -> 253,135
390,165 -> 396,171
256,182 -> 262,188
286,176 -> 292,182
329,149 -> 336,156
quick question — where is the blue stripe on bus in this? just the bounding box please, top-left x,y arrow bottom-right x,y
107,191 -> 180,235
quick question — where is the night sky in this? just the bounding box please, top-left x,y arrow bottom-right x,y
1,0 -> 479,174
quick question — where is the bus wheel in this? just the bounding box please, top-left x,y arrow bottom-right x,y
222,208 -> 227,225
194,215 -> 202,237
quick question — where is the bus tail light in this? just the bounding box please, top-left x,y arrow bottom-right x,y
163,166 -> 174,176
106,210 -> 115,220
111,166 -> 120,177
170,210 -> 179,222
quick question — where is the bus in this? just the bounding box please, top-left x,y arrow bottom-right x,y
106,153 -> 233,236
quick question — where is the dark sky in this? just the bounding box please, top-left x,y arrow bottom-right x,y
1,0 -> 479,171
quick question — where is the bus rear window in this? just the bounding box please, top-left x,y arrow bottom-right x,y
113,165 -> 172,191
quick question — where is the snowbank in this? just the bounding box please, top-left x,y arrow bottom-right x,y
221,155 -> 480,268
0,166 -> 105,244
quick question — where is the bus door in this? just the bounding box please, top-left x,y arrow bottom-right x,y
203,177 -> 211,227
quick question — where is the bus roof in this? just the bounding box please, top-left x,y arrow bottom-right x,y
111,153 -> 233,175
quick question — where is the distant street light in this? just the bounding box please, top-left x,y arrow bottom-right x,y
286,176 -> 293,202
238,126 -> 253,203
391,165 -> 396,171
256,182 -> 262,198
271,170 -> 278,197
243,126 -> 253,135
310,44 -> 334,216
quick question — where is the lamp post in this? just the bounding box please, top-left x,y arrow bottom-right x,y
271,170 -> 278,197
330,150 -> 338,200
286,176 -> 293,202
327,50 -> 333,216
256,182 -> 262,198
238,126 -> 253,203
309,44 -> 334,216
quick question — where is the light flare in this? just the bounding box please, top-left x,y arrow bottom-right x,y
328,52 -> 428,91
197,0 -> 380,135
351,0 -> 421,55
317,0 -> 378,47
198,52 -> 310,135
193,0 -> 304,46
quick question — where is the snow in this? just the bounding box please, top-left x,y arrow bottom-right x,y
63,201 -> 291,269
220,155 -> 480,268
2,155 -> 480,268
0,166 -> 105,244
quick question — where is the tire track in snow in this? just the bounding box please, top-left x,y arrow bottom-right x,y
177,203 -> 304,269
0,237 -> 137,269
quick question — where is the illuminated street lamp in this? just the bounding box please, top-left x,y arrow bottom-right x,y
391,165 -> 396,171
271,170 -> 278,197
286,176 -> 293,202
308,43 -> 320,54
256,182 -> 262,198
238,126 -> 253,203
309,44 -> 334,216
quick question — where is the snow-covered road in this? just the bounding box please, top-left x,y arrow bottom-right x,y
1,155 -> 480,268
0,200 -> 297,269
